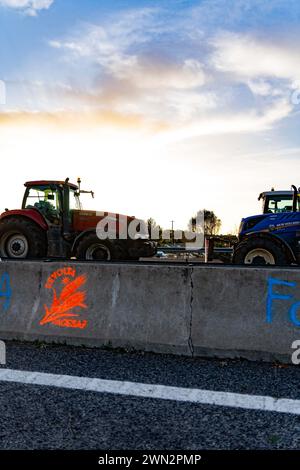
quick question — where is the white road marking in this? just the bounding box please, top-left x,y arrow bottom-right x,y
0,368 -> 299,415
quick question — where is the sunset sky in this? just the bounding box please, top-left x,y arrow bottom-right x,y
1,0 -> 300,233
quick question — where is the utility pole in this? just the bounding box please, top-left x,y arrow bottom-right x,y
171,220 -> 174,245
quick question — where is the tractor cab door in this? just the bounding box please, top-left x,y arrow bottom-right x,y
68,188 -> 82,224
23,185 -> 63,225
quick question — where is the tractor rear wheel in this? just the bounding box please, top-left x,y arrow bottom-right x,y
233,237 -> 289,266
76,233 -> 116,261
0,217 -> 47,259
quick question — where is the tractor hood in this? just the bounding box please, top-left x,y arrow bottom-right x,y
72,210 -> 149,239
239,213 -> 270,235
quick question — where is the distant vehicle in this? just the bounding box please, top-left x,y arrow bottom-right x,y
155,250 -> 168,258
0,178 -> 156,261
233,185 -> 300,265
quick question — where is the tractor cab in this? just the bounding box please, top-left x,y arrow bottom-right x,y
22,180 -> 82,233
258,189 -> 300,214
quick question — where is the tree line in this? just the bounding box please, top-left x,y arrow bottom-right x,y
147,209 -> 229,245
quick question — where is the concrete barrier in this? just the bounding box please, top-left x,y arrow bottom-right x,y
0,260 -> 299,362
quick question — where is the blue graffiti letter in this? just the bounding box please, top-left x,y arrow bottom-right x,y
266,277 -> 295,323
0,273 -> 11,312
289,302 -> 300,327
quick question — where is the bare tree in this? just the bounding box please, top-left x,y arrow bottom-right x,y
147,218 -> 162,241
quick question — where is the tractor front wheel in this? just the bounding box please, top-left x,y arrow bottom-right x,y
233,237 -> 289,266
76,234 -> 115,261
0,217 -> 47,259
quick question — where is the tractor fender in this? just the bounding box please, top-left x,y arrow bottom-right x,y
0,209 -> 48,231
239,231 -> 296,263
71,229 -> 96,255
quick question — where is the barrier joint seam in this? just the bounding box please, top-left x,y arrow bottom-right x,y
188,266 -> 194,357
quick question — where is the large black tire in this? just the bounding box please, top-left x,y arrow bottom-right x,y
233,237 -> 289,266
76,233 -> 116,261
0,217 -> 47,259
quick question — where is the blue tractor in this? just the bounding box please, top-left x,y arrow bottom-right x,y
233,185 -> 300,265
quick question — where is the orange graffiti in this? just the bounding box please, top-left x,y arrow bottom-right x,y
40,268 -> 88,329
52,319 -> 87,329
45,267 -> 76,289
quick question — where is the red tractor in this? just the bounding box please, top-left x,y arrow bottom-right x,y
0,179 -> 156,261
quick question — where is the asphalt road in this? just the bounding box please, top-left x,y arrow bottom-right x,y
0,341 -> 299,450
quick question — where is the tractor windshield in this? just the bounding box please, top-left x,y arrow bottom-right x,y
24,186 -> 61,221
69,189 -> 82,210
264,195 -> 300,213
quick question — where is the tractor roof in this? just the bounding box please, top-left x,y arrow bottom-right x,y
258,190 -> 293,200
25,180 -> 78,190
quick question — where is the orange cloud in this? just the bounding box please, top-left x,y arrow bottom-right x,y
0,110 -> 169,134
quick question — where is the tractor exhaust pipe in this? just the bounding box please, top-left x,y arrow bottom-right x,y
292,185 -> 298,212
63,178 -> 71,237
